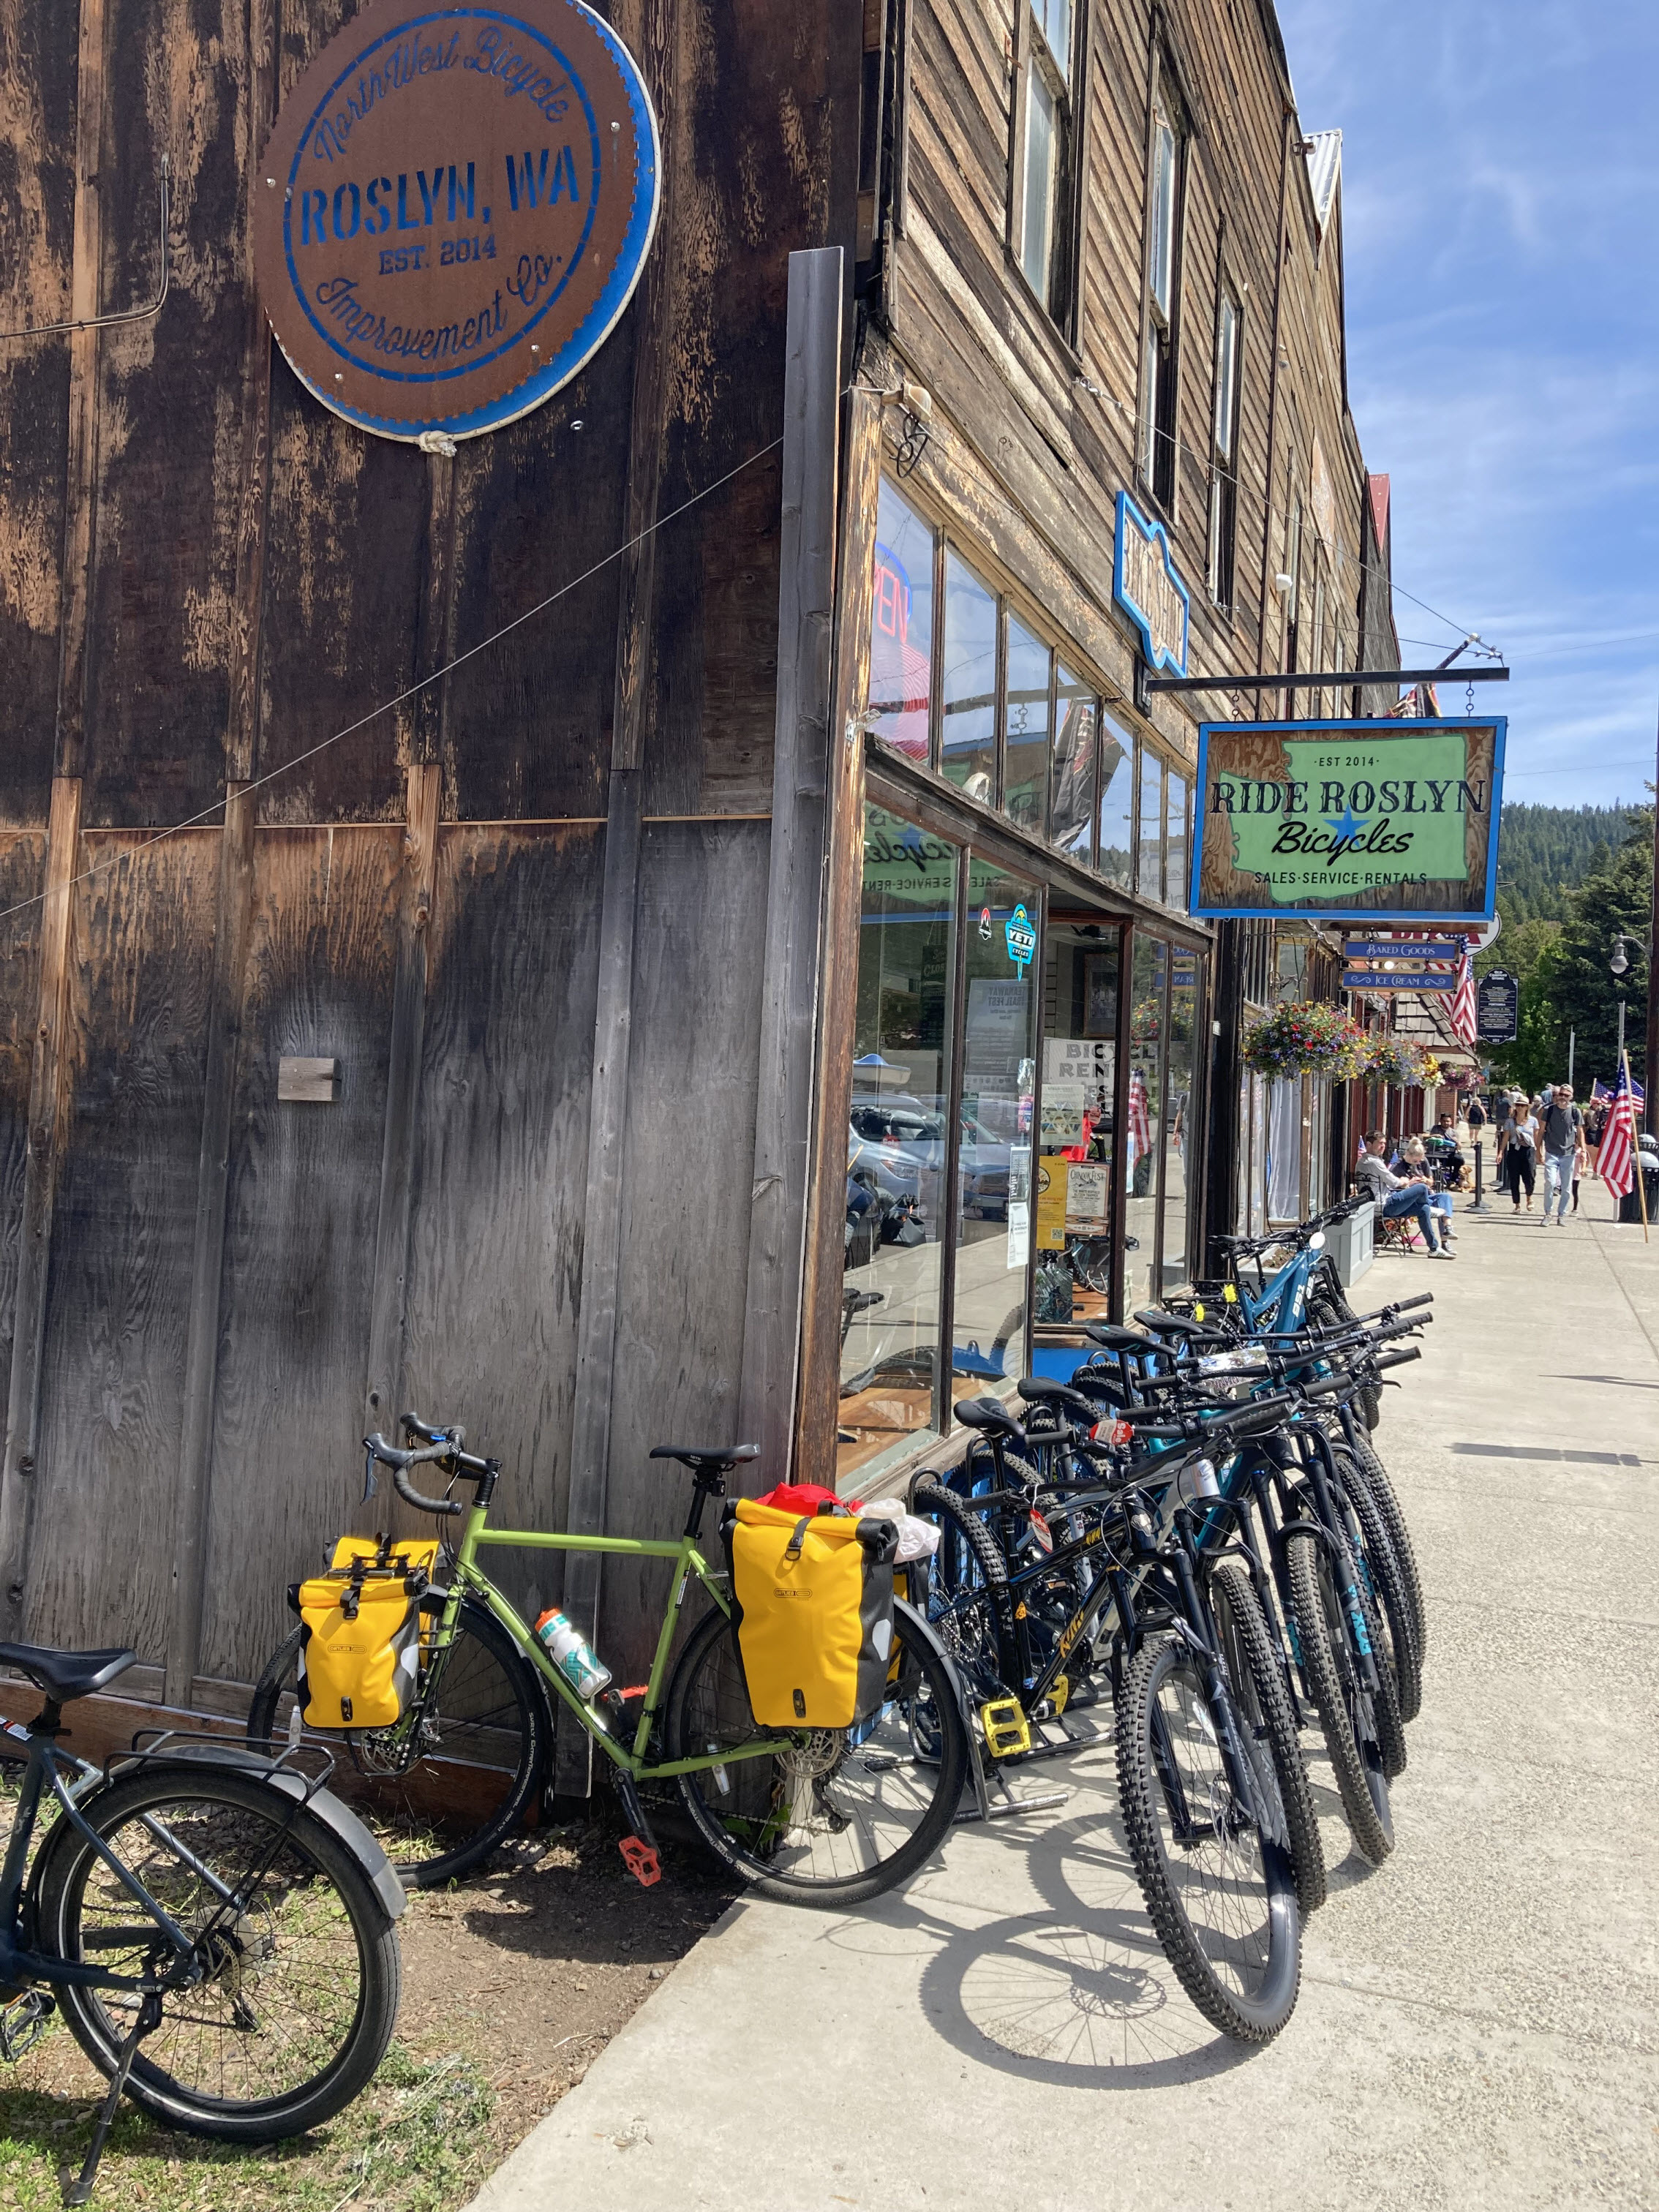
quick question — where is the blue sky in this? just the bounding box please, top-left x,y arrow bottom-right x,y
1276,1 -> 1659,809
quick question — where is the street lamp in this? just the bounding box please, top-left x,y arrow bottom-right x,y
1609,933 -> 1652,1069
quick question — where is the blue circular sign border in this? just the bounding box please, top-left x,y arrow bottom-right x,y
273,3 -> 660,442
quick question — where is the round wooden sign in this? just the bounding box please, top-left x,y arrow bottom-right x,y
252,1 -> 659,440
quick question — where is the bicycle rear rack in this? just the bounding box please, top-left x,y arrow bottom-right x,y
110,1730 -> 336,1800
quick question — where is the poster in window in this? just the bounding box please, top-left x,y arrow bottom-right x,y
1035,1158 -> 1067,1249
1039,1082 -> 1086,1146
1065,1162 -> 1110,1233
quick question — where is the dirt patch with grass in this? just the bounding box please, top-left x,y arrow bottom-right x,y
0,1818 -> 734,2211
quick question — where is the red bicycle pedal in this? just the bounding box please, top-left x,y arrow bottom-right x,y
619,1835 -> 661,1887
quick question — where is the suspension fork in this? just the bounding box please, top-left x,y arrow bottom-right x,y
1163,1543 -> 1274,1835
1298,1424 -> 1385,1698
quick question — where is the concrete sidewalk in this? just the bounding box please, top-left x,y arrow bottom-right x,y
469,1207 -> 1659,2212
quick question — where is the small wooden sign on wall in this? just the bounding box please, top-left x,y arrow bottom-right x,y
277,1056 -> 339,1102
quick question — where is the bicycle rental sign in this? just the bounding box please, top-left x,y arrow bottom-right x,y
1188,718 -> 1506,922
252,0 -> 661,440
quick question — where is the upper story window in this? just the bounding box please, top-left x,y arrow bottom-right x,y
1208,286 -> 1241,609
1019,1 -> 1077,324
1139,78 -> 1184,511
868,480 -> 935,760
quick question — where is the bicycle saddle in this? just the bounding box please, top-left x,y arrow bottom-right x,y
650,1445 -> 761,1474
952,1397 -> 1027,1445
1134,1309 -> 1230,1345
1083,1323 -> 1159,1355
1017,1376 -> 1099,1421
0,1643 -> 136,1702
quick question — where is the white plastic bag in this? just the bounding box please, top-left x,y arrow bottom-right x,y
861,1498 -> 943,1563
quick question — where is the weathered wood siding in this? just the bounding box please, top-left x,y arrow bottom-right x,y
0,0 -> 860,1698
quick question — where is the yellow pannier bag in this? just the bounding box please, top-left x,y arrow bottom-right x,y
294,1535 -> 440,1731
723,1500 -> 898,1730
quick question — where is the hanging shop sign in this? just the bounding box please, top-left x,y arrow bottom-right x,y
253,0 -> 661,440
1005,903 -> 1037,974
1190,718 -> 1505,922
1340,935 -> 1463,993
1476,969 -> 1519,1043
1113,492 -> 1190,676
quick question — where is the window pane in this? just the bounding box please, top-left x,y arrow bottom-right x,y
1003,616 -> 1050,834
1036,922 -> 1116,1333
868,481 -> 934,761
1166,772 -> 1189,913
1021,67 -> 1058,304
840,806 -> 958,1482
1213,293 -> 1238,460
1124,933 -> 1165,1313
1140,323 -> 1159,479
1036,0 -> 1072,83
1159,949 -> 1199,1290
941,552 -> 997,802
953,857 -> 1040,1402
1137,748 -> 1164,900
1096,710 -> 1135,886
1149,112 -> 1176,316
1051,665 -> 1095,860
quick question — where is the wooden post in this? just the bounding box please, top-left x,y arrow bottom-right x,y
794,384 -> 882,1489
164,0 -> 279,1708
0,777 -> 83,1630
361,762 -> 443,1442
560,0 -> 680,1791
735,248 -> 843,1483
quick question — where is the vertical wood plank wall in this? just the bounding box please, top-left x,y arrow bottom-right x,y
0,0 -> 861,1704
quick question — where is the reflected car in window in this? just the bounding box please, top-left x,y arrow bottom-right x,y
848,1099 -> 1011,1219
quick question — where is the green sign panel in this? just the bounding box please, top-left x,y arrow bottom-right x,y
1191,718 -> 1505,922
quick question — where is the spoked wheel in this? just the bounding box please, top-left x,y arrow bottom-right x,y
1114,1630 -> 1302,2042
247,1597 -> 546,1888
1349,1435 -> 1427,1660
1285,1527 -> 1393,1864
663,1605 -> 967,1908
34,1767 -> 400,2140
1334,1454 -> 1422,1729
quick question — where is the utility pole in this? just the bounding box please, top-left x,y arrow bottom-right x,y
1567,1028 -> 1575,1090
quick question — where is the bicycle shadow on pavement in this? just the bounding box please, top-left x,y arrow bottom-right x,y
821,1792 -> 1265,2091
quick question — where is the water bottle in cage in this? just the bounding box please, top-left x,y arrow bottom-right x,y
533,1609 -> 613,1699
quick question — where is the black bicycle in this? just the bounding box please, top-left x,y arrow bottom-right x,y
0,1641 -> 402,2203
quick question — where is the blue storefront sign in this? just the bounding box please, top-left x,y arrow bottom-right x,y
1005,903 -> 1037,974
1113,491 -> 1190,676
253,0 -> 660,440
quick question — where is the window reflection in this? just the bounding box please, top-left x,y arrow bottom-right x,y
1123,933 -> 1165,1312
941,552 -> 997,802
1160,948 -> 1198,1290
1137,748 -> 1164,900
1097,710 -> 1135,887
1034,923 -> 1118,1334
1167,772 -> 1190,913
952,859 -> 1039,1405
1052,665 -> 1096,862
868,482 -> 934,761
840,808 -> 958,1481
1003,615 -> 1050,835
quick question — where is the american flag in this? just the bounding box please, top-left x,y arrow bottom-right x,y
1599,1066 -> 1638,1203
1452,949 -> 1477,1047
1127,1069 -> 1153,1171
1592,1075 -> 1645,1109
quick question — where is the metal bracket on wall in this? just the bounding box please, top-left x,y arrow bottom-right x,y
0,157 -> 170,341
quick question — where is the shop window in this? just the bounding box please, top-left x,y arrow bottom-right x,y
840,806 -> 959,1481
1003,614 -> 1051,835
1035,922 -> 1118,1336
952,857 -> 1039,1404
868,481 -> 935,761
1096,710 -> 1135,887
1159,948 -> 1199,1289
1166,770 -> 1189,913
1051,664 -> 1096,862
941,552 -> 997,802
1137,748 -> 1164,900
1123,933 -> 1165,1311
1139,76 -> 1184,511
1208,285 -> 1241,609
1019,0 -> 1077,323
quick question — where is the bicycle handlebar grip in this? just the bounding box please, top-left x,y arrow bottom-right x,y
1374,1346 -> 1422,1372
392,1462 -> 466,1519
401,1410 -> 466,1450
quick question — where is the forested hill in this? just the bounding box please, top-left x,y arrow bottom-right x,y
1495,803 -> 1632,922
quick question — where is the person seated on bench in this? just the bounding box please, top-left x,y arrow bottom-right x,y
1397,1136 -> 1457,1246
1355,1131 -> 1455,1259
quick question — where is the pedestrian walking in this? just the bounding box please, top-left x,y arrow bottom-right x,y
1355,1132 -> 1455,1257
1497,1099 -> 1540,1211
1539,1085 -> 1585,1224
1584,1097 -> 1605,1183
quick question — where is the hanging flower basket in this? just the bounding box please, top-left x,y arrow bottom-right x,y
1241,1001 -> 1367,1080
1130,995 -> 1163,1045
1366,1035 -> 1432,1086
